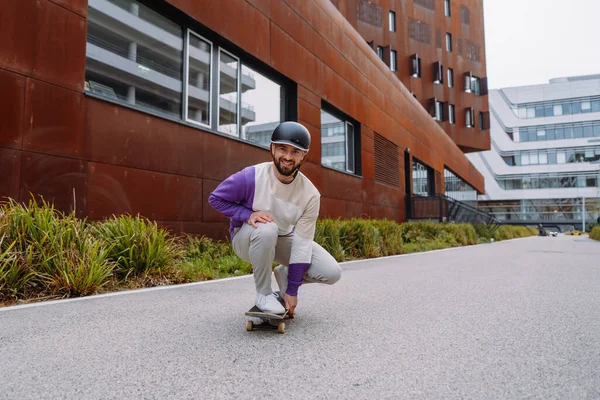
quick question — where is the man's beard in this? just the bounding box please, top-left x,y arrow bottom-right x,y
273,156 -> 301,177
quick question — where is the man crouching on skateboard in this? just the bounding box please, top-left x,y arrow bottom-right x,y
208,121 -> 342,315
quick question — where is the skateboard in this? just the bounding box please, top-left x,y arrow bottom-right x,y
244,292 -> 295,334
245,306 -> 289,333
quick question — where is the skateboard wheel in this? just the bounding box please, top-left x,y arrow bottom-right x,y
277,322 -> 285,334
245,320 -> 254,331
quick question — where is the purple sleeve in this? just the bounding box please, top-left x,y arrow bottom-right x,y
286,263 -> 311,296
208,167 -> 255,223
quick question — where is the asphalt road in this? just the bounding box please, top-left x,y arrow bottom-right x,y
1,235 -> 599,399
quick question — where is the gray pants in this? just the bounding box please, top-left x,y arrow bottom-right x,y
232,222 -> 342,295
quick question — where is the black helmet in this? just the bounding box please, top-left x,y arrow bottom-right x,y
271,122 -> 311,151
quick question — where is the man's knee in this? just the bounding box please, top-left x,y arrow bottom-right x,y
250,222 -> 279,244
325,263 -> 342,285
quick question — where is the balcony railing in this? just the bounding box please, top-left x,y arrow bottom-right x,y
408,194 -> 501,231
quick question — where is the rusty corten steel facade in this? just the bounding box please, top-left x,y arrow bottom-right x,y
0,0 -> 485,239
331,0 -> 490,153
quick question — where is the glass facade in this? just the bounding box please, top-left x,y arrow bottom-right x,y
518,122 -> 600,142
502,147 -> 600,166
85,0 -> 285,146
444,169 -> 477,204
517,99 -> 600,119
496,173 -> 599,190
478,199 -> 600,223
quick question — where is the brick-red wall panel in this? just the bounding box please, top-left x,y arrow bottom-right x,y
23,79 -> 85,158
0,0 -> 37,75
87,163 -> 202,221
0,69 -> 26,149
33,1 -> 87,92
20,152 -> 87,218
0,148 -> 22,202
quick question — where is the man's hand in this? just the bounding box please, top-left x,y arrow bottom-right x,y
248,211 -> 274,228
283,293 -> 297,314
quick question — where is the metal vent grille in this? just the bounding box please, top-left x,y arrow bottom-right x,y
374,133 -> 400,187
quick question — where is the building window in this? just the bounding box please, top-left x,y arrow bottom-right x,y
410,54 -> 421,78
217,49 -> 239,136
85,0 -> 184,119
389,11 -> 396,32
449,104 -> 455,124
447,68 -> 454,88
186,31 -> 212,127
377,46 -> 384,60
412,159 -> 433,197
444,168 -> 477,203
446,33 -> 452,52
465,107 -> 474,128
464,72 -> 481,95
390,50 -> 397,71
321,106 -> 360,174
430,99 -> 443,121
84,0 -> 289,146
444,0 -> 451,17
433,62 -> 443,84
479,111 -> 490,130
241,65 -> 283,148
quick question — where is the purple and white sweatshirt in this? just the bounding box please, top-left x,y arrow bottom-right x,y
208,162 -> 320,296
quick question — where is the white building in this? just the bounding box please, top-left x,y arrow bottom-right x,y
467,75 -> 600,230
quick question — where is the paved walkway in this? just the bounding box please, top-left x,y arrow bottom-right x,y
1,235 -> 599,399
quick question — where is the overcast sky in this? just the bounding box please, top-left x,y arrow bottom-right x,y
483,0 -> 600,89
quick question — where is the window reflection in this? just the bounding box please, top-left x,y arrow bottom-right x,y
85,0 -> 183,118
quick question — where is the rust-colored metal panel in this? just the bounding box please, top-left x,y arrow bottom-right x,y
270,23 -> 321,95
168,0 -> 271,65
298,161 -> 322,193
270,0 -> 314,53
202,179 -> 229,222
246,0 -> 270,17
0,0 -> 37,75
159,221 -> 231,240
202,132 -> 269,182
0,69 -> 26,149
49,0 -> 88,17
298,99 -> 321,129
321,167 -> 362,203
298,120 -> 321,165
23,78 -> 85,157
319,196 -> 346,219
85,98 -> 205,178
0,148 -> 22,202
20,151 -> 87,218
32,0 -> 87,92
87,162 -> 202,221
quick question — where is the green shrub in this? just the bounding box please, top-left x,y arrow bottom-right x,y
371,219 -> 404,256
338,219 -> 381,259
92,215 -> 180,278
590,226 -> 600,241
314,219 -> 345,261
0,236 -> 34,299
0,198 -> 116,298
175,235 -> 252,282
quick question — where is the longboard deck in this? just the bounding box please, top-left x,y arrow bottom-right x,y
245,306 -> 287,320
